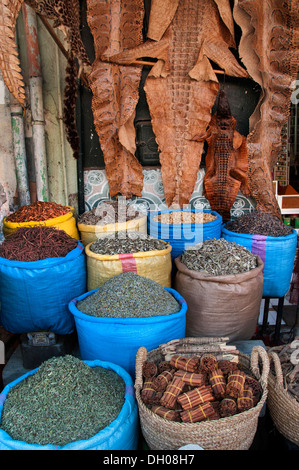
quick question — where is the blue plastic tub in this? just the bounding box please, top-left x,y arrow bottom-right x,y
69,287 -> 187,377
148,209 -> 222,261
222,225 -> 297,298
0,359 -> 138,450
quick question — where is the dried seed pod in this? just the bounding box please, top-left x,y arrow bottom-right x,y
226,370 -> 246,398
151,405 -> 181,422
209,368 -> 226,399
152,369 -> 175,392
237,387 -> 254,412
169,355 -> 200,373
142,361 -> 158,378
180,402 -> 218,423
200,354 -> 218,372
219,397 -> 238,417
174,370 -> 206,388
160,377 -> 185,410
177,385 -> 215,411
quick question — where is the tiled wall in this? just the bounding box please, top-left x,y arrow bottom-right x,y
84,168 -> 256,218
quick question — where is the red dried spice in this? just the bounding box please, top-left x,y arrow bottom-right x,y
6,201 -> 70,222
0,226 -> 78,261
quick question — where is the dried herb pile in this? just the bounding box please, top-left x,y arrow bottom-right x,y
269,339 -> 299,403
181,238 -> 258,276
78,200 -> 144,225
225,211 -> 293,237
90,232 -> 167,255
6,201 -> 70,222
77,272 -> 180,318
154,211 -> 216,225
141,353 -> 262,423
0,226 -> 78,261
0,355 -> 125,446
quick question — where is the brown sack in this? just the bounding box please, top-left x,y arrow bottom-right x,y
174,255 -> 264,342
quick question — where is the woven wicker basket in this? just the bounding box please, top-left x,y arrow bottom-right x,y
135,337 -> 269,450
267,350 -> 299,446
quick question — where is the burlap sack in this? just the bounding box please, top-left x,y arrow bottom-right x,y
174,255 -> 264,342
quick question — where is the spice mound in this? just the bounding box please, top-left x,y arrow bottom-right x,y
0,226 -> 78,261
90,232 -> 167,255
78,200 -> 145,226
77,272 -> 181,318
140,353 -> 262,423
0,355 -> 125,446
6,201 -> 70,223
153,211 -> 216,225
225,211 -> 293,237
181,238 -> 258,276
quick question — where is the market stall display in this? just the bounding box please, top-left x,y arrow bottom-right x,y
148,209 -> 222,261
134,338 -> 269,450
2,201 -> 79,239
69,272 -> 187,377
0,226 -> 86,334
175,239 -> 264,341
0,355 -> 138,450
222,211 -> 297,297
85,232 -> 172,290
77,200 -> 147,246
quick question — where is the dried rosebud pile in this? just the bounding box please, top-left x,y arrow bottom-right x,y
141,353 -> 262,423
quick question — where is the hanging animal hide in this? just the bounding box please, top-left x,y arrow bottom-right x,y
200,89 -> 251,222
104,0 -> 248,207
86,0 -> 145,199
233,0 -> 299,218
0,0 -> 25,106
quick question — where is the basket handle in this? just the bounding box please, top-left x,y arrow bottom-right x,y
250,346 -> 270,388
267,350 -> 284,387
135,346 -> 148,389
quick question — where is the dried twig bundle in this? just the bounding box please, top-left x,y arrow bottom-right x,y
219,397 -> 238,417
151,405 -> 181,422
237,387 -> 254,412
160,377 -> 185,409
200,354 -> 218,372
152,369 -> 175,392
209,368 -> 226,399
142,361 -> 158,378
180,402 -> 218,423
177,385 -> 215,410
141,379 -> 158,405
169,355 -> 199,372
218,360 -> 238,377
158,361 -> 173,374
174,370 -> 206,387
226,370 -> 246,398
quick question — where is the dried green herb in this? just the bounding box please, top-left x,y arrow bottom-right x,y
181,238 -> 258,276
0,355 -> 125,446
77,272 -> 181,318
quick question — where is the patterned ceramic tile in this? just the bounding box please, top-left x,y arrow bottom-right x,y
84,168 -> 256,218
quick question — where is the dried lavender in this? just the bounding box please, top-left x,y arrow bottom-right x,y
225,211 -> 293,237
90,232 -> 167,255
181,238 -> 258,276
0,355 -> 125,446
77,272 -> 181,318
78,200 -> 144,225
